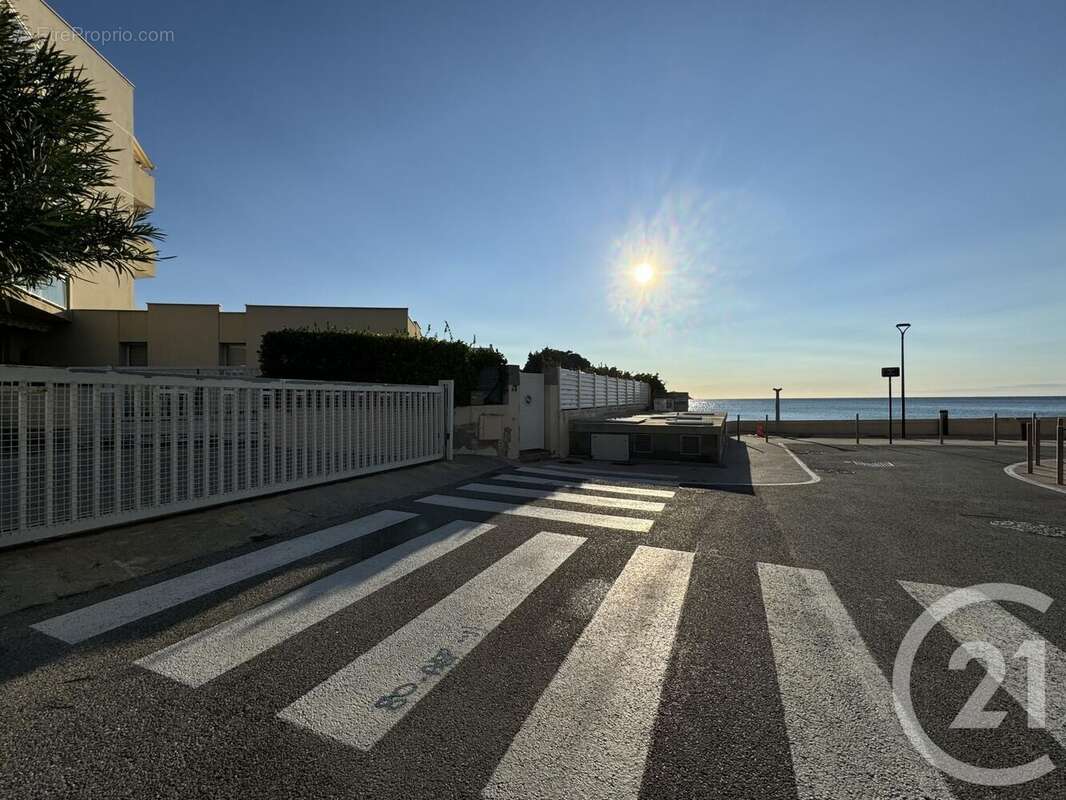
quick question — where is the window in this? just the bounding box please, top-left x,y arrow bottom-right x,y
634,433 -> 652,454
120,341 -> 148,367
680,435 -> 701,456
22,277 -> 69,309
219,343 -> 247,367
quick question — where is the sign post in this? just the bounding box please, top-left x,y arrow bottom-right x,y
882,367 -> 900,444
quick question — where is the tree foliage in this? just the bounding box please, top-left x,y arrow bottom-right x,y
259,328 -> 506,407
0,5 -> 164,300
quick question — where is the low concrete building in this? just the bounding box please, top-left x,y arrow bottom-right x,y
36,304 -> 422,373
570,412 -> 728,464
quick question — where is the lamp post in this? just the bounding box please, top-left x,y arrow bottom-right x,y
896,323 -> 911,438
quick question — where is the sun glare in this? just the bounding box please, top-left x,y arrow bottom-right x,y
633,262 -> 654,285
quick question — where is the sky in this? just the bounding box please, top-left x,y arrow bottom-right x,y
50,0 -> 1066,398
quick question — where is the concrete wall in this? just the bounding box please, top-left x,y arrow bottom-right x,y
542,366 -> 652,457
728,417 -> 1065,441
453,367 -> 521,459
31,304 -> 420,369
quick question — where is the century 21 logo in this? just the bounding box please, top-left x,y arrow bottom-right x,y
893,583 -> 1054,787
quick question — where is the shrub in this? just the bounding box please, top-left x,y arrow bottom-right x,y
259,329 -> 505,406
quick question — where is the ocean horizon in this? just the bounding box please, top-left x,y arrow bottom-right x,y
688,396 -> 1066,421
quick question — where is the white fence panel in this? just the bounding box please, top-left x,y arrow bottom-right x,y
557,369 -> 651,412
0,367 -> 452,548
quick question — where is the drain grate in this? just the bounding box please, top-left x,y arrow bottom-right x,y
990,520 -> 1066,539
844,460 -> 895,468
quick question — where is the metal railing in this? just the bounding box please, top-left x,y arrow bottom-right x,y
0,367 -> 453,547
558,369 -> 650,411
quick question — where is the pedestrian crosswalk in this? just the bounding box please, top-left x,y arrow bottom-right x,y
28,493 -> 1053,799
412,466 -> 678,533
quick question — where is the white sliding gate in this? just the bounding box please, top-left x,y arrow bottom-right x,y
0,367 -> 454,548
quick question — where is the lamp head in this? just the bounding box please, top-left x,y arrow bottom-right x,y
896,322 -> 911,334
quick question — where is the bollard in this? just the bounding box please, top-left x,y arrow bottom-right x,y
765,414 -> 770,442
856,413 -> 860,445
939,414 -> 944,445
1035,416 -> 1042,466
736,414 -> 741,441
1058,419 -> 1064,486
993,412 -> 998,446
1027,422 -> 1034,474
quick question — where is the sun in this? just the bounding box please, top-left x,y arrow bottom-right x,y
633,262 -> 655,285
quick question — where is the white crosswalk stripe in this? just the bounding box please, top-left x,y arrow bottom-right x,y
490,472 -> 675,498
278,531 -> 586,750
32,509 -> 416,644
136,520 -> 496,687
900,580 -> 1066,749
415,494 -> 655,532
483,545 -> 692,800
458,482 -> 666,512
517,466 -> 678,486
758,563 -> 953,799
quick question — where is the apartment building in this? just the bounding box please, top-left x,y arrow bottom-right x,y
2,0 -> 157,363
2,1 -> 422,373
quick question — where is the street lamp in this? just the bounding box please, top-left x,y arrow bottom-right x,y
896,323 -> 911,438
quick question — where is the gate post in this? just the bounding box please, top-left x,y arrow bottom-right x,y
438,380 -> 454,461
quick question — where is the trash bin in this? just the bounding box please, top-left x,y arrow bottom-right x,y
939,409 -> 949,437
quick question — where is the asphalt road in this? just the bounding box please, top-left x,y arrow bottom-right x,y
1,442 -> 1065,799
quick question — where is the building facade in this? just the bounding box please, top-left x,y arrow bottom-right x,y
1,2 -> 422,374
41,304 -> 422,373
3,0 -> 158,364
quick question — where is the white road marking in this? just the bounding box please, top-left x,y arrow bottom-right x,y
517,466 -> 677,487
491,473 -> 675,498
278,531 -> 585,750
459,482 -> 666,512
136,520 -> 496,687
900,580 -> 1066,747
1003,462 -> 1066,496
483,545 -> 693,800
31,510 -> 416,645
757,563 -> 952,799
771,442 -> 822,485
415,495 -> 654,533
539,464 -> 679,480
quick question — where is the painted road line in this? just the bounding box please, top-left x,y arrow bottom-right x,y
1004,462 -> 1066,496
517,466 -> 677,487
539,464 -> 679,480
458,482 -> 666,513
415,495 -> 654,533
483,545 -> 693,800
757,563 -> 952,799
901,580 -> 1066,747
136,520 -> 496,687
32,510 -> 416,645
278,531 -> 585,750
491,473 -> 675,498
774,442 -> 822,485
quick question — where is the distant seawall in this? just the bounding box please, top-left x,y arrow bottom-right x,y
727,416 -> 1062,440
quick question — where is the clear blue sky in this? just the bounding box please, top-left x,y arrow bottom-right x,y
52,0 -> 1066,398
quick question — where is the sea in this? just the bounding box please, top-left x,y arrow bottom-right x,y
688,397 -> 1066,421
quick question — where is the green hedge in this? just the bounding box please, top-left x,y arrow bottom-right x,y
259,329 -> 506,406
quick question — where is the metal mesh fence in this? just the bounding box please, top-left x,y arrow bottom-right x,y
0,368 -> 450,547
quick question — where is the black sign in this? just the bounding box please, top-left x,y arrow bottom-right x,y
881,367 -> 900,378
